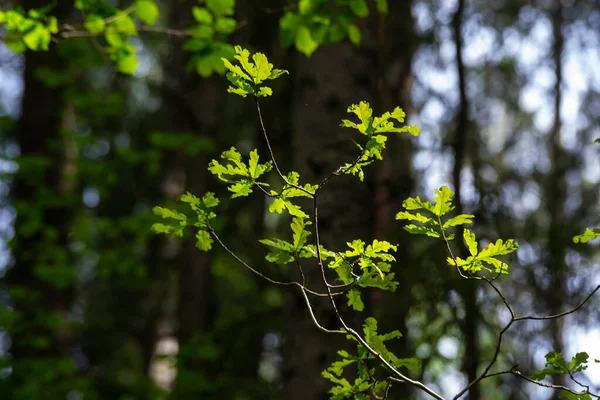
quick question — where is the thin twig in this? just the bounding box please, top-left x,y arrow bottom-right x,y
209,228 -> 343,297
514,285 -> 600,321
254,99 -> 313,197
453,283 -> 600,399
485,368 -> 600,398
311,183 -> 444,399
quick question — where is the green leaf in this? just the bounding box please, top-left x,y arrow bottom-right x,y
205,0 -> 234,16
136,0 -> 160,25
228,181 -> 253,198
152,206 -> 188,237
349,0 -> 369,17
252,52 -> 275,82
573,228 -> 600,243
347,24 -> 361,45
345,239 -> 365,256
376,0 -> 388,13
209,147 -> 272,197
23,24 -> 51,50
478,239 -> 518,269
279,12 -> 302,48
295,25 -> 319,57
393,357 -> 421,371
112,13 -> 137,35
257,87 -> 273,97
5,40 -> 27,53
532,352 -> 569,381
201,192 -> 219,208
192,7 -> 213,24
248,149 -> 268,178
269,198 -> 287,214
286,202 -> 308,218
213,17 -> 235,33
443,213 -> 474,229
222,46 -> 288,96
153,206 -> 186,221
463,229 -> 478,256
568,352 -> 589,373
259,238 -> 294,252
403,224 -> 440,238
266,251 -> 294,264
343,102 -> 373,135
291,217 -> 311,249
433,186 -> 455,217
105,26 -> 125,47
326,358 -> 355,377
395,211 -> 433,224
347,289 -> 364,311
84,14 -> 106,34
298,0 -> 315,14
195,230 -> 213,251
117,52 -> 138,75
401,196 -> 435,213
558,391 -> 592,400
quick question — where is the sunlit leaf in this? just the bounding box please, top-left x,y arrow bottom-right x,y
347,289 -> 364,311
136,0 -> 159,25
573,228 -> 600,243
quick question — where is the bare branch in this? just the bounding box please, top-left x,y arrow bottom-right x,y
514,285 -> 600,321
485,368 -> 600,398
254,99 -> 314,197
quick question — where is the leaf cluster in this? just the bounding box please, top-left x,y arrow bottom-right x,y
573,228 -> 600,244
0,6 -> 59,52
268,171 -> 318,218
77,0 -> 160,73
183,0 -> 236,77
208,147 -> 272,198
532,352 -> 597,400
322,317 -> 420,399
259,217 -> 330,265
397,186 -> 518,274
448,229 -> 518,274
222,45 -> 288,97
152,191 -> 219,251
280,0 -> 389,56
396,186 -> 472,239
341,101 -> 420,181
329,239 -> 399,311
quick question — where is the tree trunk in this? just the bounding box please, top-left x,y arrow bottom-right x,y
546,0 -> 568,388
283,2 -> 418,398
158,3 -> 220,398
6,0 -> 81,398
451,0 -> 481,398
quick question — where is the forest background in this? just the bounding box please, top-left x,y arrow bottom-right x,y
0,0 -> 600,399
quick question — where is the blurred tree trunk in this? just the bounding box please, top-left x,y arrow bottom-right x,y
370,1 -> 421,399
451,0 -> 481,398
5,0 -> 81,397
158,2 -> 220,398
283,2 -> 418,398
546,0 -> 567,388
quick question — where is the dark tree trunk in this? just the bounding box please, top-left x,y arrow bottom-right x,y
6,0 -> 80,397
283,2 -> 418,398
451,0 -> 481,398
158,2 -> 220,398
